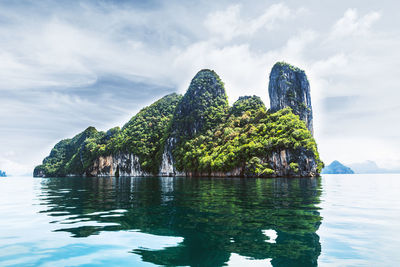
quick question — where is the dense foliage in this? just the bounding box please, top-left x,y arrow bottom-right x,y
34,127 -> 104,177
99,93 -> 182,173
174,101 -> 323,176
34,93 -> 182,176
169,69 -> 229,140
230,95 -> 265,116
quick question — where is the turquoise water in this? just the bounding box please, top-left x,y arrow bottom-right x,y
0,174 -> 399,266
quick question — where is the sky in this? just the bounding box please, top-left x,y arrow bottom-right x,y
0,0 -> 399,175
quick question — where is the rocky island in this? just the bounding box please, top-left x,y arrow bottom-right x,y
34,62 -> 323,178
322,161 -> 354,174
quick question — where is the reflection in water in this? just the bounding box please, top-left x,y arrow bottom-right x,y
39,177 -> 322,266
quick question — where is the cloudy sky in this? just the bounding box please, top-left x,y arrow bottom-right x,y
1,0 -> 399,175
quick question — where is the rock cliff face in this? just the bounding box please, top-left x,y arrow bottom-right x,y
268,62 -> 313,134
266,149 -> 318,177
88,153 -> 150,177
159,137 -> 184,176
170,149 -> 318,178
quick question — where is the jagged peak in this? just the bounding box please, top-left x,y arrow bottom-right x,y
145,93 -> 183,110
268,61 -> 313,135
106,126 -> 121,136
157,92 -> 181,99
186,69 -> 226,97
194,69 -> 219,77
230,95 -> 265,116
123,93 -> 182,128
84,126 -> 98,133
167,68 -> 228,140
234,95 -> 264,103
271,61 -> 305,75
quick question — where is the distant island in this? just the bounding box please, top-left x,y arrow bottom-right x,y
349,161 -> 400,174
34,62 -> 323,178
0,170 -> 6,177
322,161 -> 354,174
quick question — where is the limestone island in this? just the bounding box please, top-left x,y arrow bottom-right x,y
322,161 -> 354,174
34,62 -> 324,178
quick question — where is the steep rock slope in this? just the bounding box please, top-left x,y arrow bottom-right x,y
268,62 -> 313,134
160,69 -> 229,176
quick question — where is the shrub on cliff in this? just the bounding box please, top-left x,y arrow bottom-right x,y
173,107 -> 323,176
230,95 -> 265,117
34,126 -> 104,177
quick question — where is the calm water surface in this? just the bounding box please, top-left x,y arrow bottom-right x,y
0,174 -> 399,266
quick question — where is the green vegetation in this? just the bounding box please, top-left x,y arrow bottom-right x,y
230,95 -> 265,116
117,93 -> 182,173
174,103 -> 323,176
168,69 -> 229,140
275,61 -> 305,73
35,68 -> 322,178
34,126 -> 104,177
34,93 -> 182,176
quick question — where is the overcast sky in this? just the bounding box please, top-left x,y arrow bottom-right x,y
1,0 -> 399,175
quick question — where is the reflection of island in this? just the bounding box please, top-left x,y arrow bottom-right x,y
39,177 -> 322,266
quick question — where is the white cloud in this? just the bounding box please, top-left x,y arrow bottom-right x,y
205,3 -> 300,41
0,157 -> 31,176
0,10 -> 180,91
0,1 -> 399,174
330,8 -> 381,39
319,137 -> 400,170
171,29 -> 318,105
280,30 -> 317,61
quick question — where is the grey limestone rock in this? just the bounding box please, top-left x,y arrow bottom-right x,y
268,62 -> 313,134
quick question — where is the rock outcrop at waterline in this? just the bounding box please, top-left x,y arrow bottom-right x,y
88,153 -> 150,177
34,62 -> 323,178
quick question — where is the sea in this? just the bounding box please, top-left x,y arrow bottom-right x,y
0,174 -> 399,266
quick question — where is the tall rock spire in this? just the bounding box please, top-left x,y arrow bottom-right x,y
268,62 -> 313,135
159,69 -> 229,176
169,69 -> 228,139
